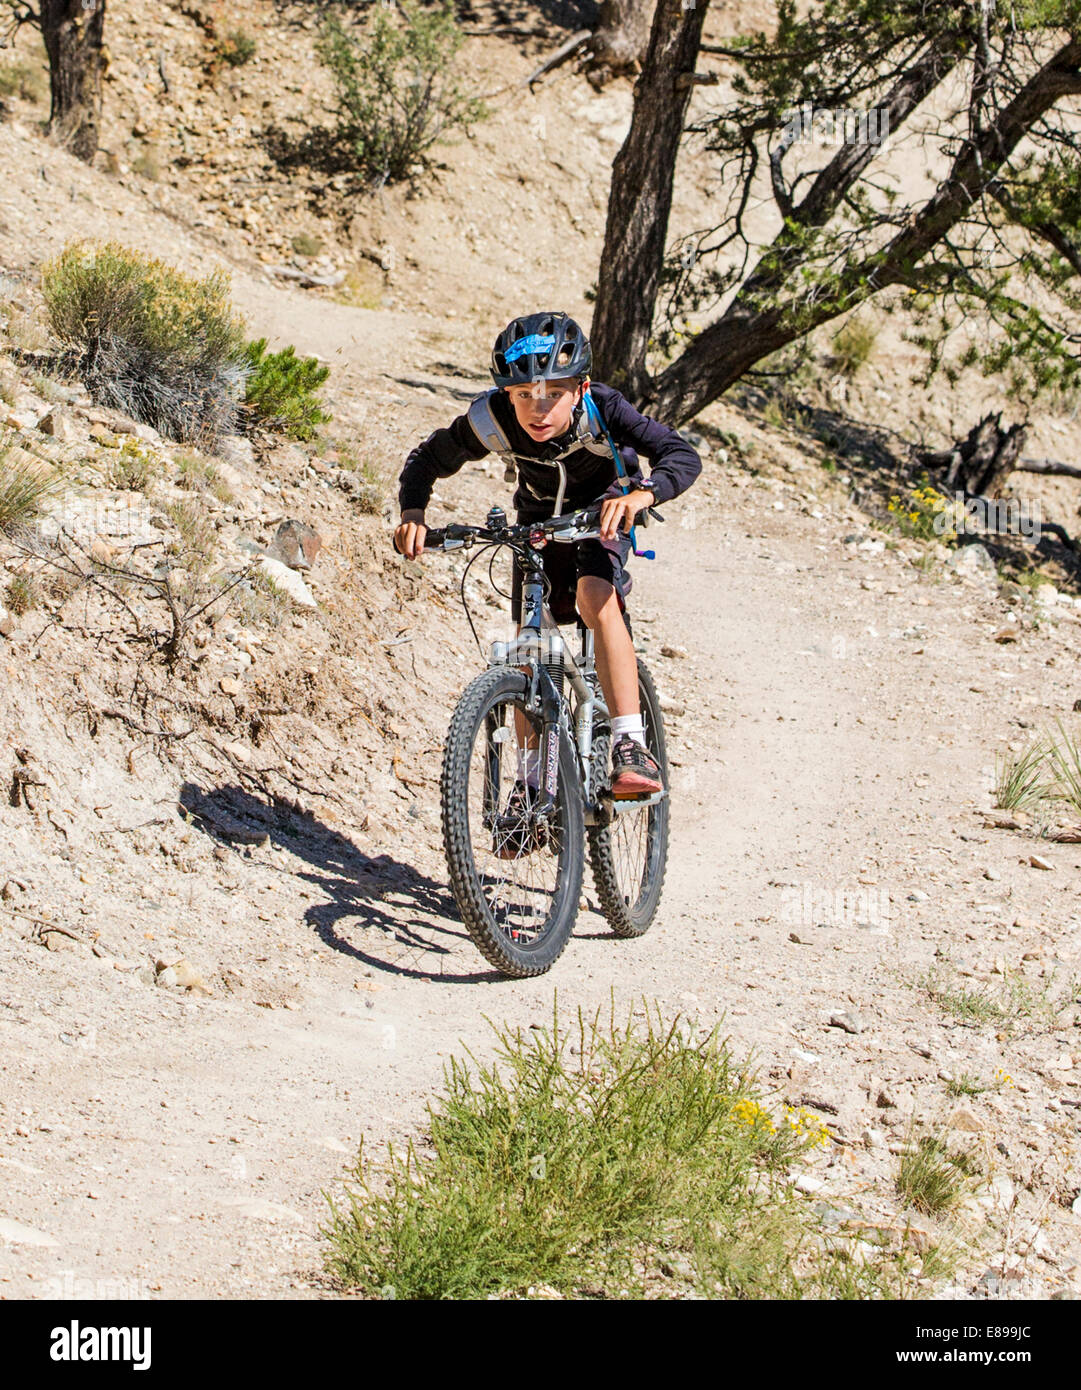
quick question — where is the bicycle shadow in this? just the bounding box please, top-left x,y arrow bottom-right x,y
178,782 -> 508,983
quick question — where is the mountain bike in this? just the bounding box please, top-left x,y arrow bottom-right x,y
409,500 -> 670,978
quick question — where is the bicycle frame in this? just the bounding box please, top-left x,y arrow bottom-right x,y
419,471 -> 665,829
483,460 -> 643,830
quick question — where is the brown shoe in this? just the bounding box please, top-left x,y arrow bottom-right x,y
610,736 -> 664,799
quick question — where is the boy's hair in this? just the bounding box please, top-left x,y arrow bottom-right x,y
491,312 -> 592,387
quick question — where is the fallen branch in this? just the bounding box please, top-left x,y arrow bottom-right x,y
98,817 -> 170,834
2,908 -> 84,943
9,766 -> 44,808
98,706 -> 193,739
525,30 -> 591,87
675,71 -> 721,90
1017,456 -> 1081,480
1046,825 -> 1081,842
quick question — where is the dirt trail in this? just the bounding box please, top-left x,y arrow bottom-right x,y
4,459 -> 1081,1298
0,71 -> 1079,1297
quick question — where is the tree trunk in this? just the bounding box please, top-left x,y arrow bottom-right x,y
588,0 -> 655,87
918,412 -> 1027,496
41,0 -> 106,163
590,0 -> 710,400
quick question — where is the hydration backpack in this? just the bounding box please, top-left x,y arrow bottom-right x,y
466,389 -> 612,485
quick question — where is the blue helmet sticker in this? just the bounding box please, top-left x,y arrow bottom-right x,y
504,333 -> 556,364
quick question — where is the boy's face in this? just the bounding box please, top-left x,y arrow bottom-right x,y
505,377 -> 582,443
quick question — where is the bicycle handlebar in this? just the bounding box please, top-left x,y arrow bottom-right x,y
394,503 -> 606,555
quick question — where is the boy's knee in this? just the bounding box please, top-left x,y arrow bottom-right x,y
576,576 -> 618,626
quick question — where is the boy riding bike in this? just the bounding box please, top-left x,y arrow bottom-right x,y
394,311 -> 700,812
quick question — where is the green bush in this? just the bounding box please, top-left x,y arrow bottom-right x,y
317,2 -> 487,185
108,437 -> 161,493
324,1005 -> 925,1301
242,338 -> 330,440
40,243 -> 248,445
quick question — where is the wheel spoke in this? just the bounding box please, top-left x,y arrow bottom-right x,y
466,699 -> 563,946
584,662 -> 669,937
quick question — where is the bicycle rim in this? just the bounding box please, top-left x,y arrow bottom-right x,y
442,667 -> 583,976
587,660 -> 669,937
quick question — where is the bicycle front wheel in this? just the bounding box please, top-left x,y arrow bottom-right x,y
587,657 -> 670,938
441,667 -> 584,977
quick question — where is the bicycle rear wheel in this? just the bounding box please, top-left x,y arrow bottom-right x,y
441,666 -> 584,977
587,658 -> 669,938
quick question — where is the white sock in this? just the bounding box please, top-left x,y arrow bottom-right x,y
611,715 -> 647,748
516,748 -> 540,788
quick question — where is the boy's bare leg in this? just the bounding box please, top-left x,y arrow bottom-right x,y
576,576 -> 639,718
508,581 -> 637,779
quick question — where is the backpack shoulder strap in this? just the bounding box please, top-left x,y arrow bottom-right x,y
467,391 -> 518,481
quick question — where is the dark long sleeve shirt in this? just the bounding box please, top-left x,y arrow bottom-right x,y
398,381 -> 701,521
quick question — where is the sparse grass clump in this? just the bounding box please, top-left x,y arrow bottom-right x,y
761,396 -> 789,431
0,59 -> 48,105
831,316 -> 878,377
1014,569 -> 1054,593
946,1068 -> 1013,1098
291,232 -> 325,259
4,572 -> 38,615
334,262 -> 383,310
165,497 -> 216,560
176,450 -> 235,506
1047,718 -> 1081,817
989,719 -> 1081,819
945,1071 -> 988,1098
920,962 -> 1076,1035
41,242 -> 247,446
108,437 -> 160,492
241,339 -> 330,440
176,449 -> 217,490
324,1006 -> 928,1301
897,1133 -> 980,1216
329,441 -> 384,514
231,566 -> 290,628
215,30 -> 257,68
317,2 -> 487,186
994,737 -> 1053,811
28,371 -> 73,405
0,431 -> 63,533
131,145 -> 162,181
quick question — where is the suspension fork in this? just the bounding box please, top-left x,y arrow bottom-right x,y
515,560 -> 565,822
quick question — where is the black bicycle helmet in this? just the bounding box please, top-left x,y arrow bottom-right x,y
490,312 -> 592,387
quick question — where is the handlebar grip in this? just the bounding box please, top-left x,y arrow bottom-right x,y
393,524 -> 443,554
